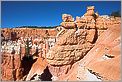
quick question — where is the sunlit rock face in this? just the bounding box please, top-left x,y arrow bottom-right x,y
46,25 -> 97,80
46,6 -> 98,66
46,29 -> 94,66
45,6 -> 121,81
61,14 -> 76,29
79,24 -> 121,81
46,24 -> 120,81
62,14 -> 74,22
84,6 -> 95,16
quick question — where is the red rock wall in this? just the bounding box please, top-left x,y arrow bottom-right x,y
1,53 -> 23,81
2,28 -> 57,40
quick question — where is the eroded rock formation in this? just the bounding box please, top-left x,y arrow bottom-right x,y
1,53 -> 23,81
45,6 -> 121,81
1,28 -> 57,81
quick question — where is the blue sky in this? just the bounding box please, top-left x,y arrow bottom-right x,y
1,1 -> 121,28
